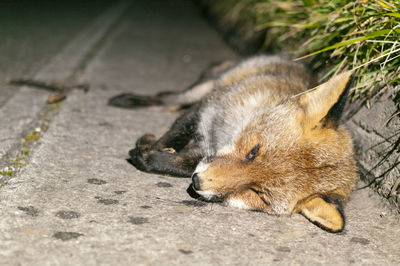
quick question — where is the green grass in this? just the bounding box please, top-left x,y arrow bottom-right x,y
201,0 -> 400,103
23,131 -> 40,144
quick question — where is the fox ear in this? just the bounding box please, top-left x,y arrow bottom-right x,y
296,194 -> 345,233
299,71 -> 353,128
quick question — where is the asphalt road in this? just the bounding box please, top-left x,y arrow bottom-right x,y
0,0 -> 399,265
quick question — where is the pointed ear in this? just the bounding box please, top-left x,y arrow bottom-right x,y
299,71 -> 353,128
296,194 -> 345,233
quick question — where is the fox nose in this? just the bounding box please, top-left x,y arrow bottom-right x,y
192,173 -> 201,190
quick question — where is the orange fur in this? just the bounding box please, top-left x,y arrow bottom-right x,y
193,70 -> 357,231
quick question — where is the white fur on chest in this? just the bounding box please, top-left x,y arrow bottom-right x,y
196,82 -> 272,157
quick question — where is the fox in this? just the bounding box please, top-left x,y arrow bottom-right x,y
109,55 -> 358,233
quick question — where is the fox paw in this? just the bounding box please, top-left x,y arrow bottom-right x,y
135,134 -> 157,149
129,146 -> 164,172
129,147 -> 173,174
130,134 -> 158,172
129,147 -> 151,171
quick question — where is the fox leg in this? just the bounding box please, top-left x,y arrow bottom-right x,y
108,80 -> 214,109
129,104 -> 202,177
151,102 -> 200,151
108,60 -> 234,109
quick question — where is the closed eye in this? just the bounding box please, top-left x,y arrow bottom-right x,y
246,144 -> 260,161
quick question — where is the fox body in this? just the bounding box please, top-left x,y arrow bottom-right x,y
109,55 -> 358,232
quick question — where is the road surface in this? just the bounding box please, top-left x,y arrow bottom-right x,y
0,0 -> 399,265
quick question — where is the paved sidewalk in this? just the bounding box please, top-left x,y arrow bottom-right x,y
0,0 -> 399,265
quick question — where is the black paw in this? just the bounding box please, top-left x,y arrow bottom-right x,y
128,147 -> 194,177
129,148 -> 168,174
108,93 -> 162,108
135,134 -> 157,148
129,147 -> 151,172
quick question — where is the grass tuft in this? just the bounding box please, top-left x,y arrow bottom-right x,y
201,0 -> 400,103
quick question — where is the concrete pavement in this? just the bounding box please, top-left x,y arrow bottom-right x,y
0,0 -> 399,265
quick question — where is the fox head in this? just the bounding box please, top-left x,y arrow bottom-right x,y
192,71 -> 357,233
